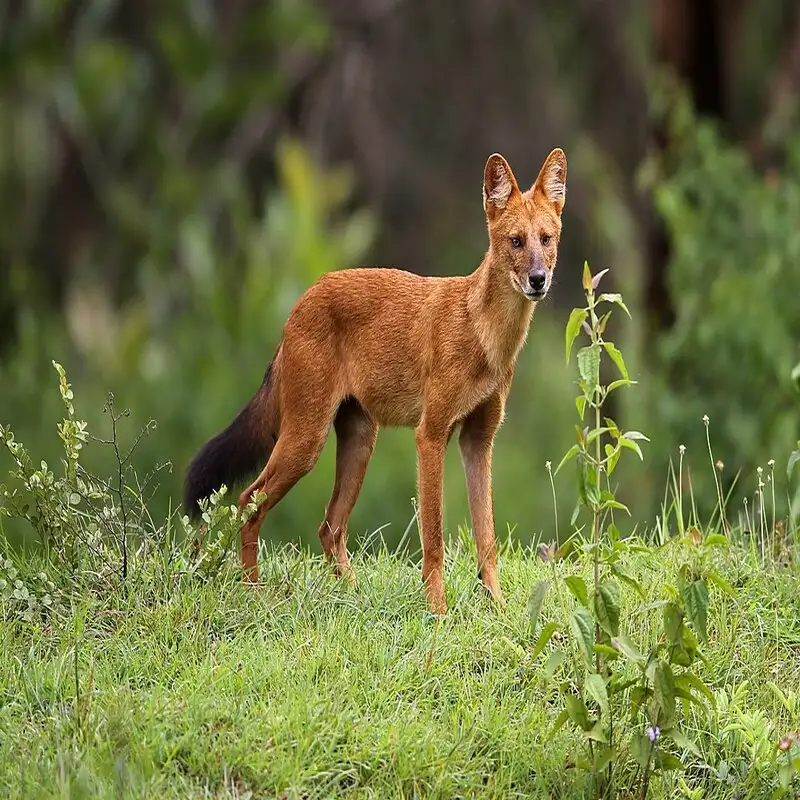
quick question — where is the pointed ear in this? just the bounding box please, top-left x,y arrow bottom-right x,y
483,153 -> 520,217
533,148 -> 567,215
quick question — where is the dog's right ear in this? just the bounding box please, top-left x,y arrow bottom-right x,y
483,153 -> 520,219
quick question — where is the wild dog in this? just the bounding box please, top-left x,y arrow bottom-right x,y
183,148 -> 567,614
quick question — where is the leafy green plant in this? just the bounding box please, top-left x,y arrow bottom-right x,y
705,681 -> 800,798
530,263 -> 724,798
0,361 -> 241,623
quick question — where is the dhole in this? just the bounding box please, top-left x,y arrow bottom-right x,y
183,148 -> 568,614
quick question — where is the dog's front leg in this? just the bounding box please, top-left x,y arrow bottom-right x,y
415,418 -> 449,615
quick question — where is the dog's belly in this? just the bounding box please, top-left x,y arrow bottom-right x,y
356,372 -> 498,431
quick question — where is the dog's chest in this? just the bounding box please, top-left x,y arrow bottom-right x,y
448,366 -> 503,422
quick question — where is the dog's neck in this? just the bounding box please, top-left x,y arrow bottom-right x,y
466,252 -> 535,373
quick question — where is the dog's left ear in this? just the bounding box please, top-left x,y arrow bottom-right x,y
532,148 -> 567,216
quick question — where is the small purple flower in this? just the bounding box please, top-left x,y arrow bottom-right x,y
646,726 -> 660,743
538,542 -> 555,562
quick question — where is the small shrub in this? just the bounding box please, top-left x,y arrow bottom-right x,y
0,361 -> 240,625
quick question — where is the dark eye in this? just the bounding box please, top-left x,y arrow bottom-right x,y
510,236 -> 523,249
541,234 -> 552,246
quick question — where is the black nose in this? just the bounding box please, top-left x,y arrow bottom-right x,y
529,269 -> 546,292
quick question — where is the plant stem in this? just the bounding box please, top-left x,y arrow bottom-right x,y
591,289 -> 602,675
704,419 -> 729,537
547,463 -> 559,543
639,740 -> 655,800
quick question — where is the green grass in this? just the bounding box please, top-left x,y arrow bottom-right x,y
2,531 -> 799,799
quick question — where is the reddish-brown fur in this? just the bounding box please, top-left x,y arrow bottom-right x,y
183,149 -> 567,614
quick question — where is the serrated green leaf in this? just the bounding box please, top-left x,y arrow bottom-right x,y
682,580 -> 709,643
585,673 -> 610,717
613,632 -> 645,665
550,708 -> 569,737
603,342 -> 629,380
577,345 -> 601,400
583,722 -> 609,743
565,694 -> 593,731
609,676 -> 639,696
593,643 -> 621,660
564,575 -> 589,607
575,395 -> 587,419
662,602 -> 684,646
600,490 -> 616,505
532,621 -> 560,659
566,308 -> 589,364
543,648 -> 565,680
654,660 -> 677,726
680,624 -> 699,663
656,752 -> 685,772
527,580 -> 548,636
594,580 -> 621,637
629,731 -> 651,768
570,606 -> 595,666
610,563 -> 645,598
706,570 -> 736,597
630,685 -> 649,721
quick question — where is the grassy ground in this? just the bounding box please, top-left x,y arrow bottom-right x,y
2,530 -> 799,800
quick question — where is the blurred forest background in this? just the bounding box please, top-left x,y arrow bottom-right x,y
2,0 -> 800,555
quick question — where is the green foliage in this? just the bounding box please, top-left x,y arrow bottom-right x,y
0,0 -> 331,314
540,264 -> 743,797
0,362 -> 242,620
1,339 -> 799,798
642,84 -> 800,521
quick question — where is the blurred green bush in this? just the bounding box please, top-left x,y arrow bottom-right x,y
640,84 -> 800,521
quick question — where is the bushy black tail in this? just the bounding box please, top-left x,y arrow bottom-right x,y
182,359 -> 279,519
